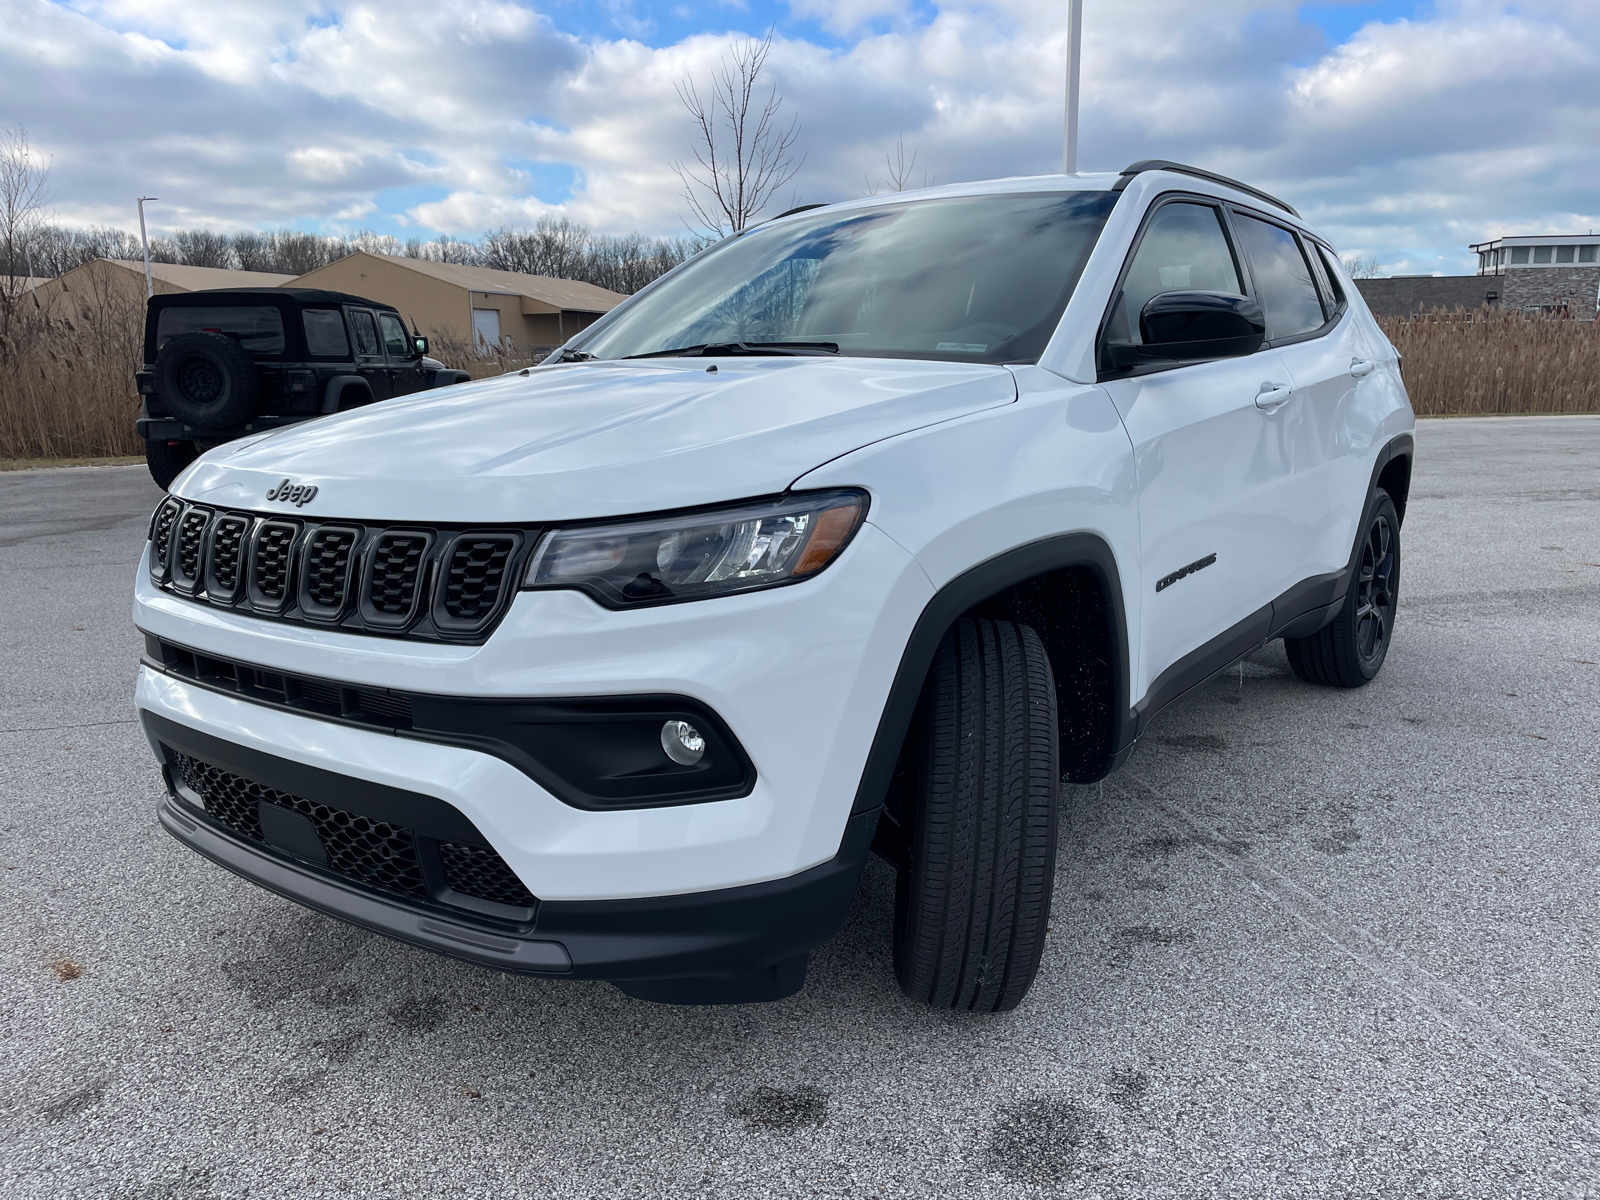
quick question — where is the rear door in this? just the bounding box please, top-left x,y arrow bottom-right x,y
1097,197 -> 1300,712
345,308 -> 393,402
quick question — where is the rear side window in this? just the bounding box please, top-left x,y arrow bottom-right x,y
302,308 -> 350,357
1233,214 -> 1325,340
378,313 -> 410,358
349,310 -> 381,356
1312,244 -> 1346,308
156,306 -> 285,355
1118,202 -> 1242,345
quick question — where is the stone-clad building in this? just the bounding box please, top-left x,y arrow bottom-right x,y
1469,234 -> 1600,317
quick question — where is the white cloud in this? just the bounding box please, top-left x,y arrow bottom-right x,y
2,0 -> 1597,271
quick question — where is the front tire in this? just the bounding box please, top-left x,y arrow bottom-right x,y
894,618 -> 1059,1013
1285,489 -> 1400,687
144,437 -> 197,491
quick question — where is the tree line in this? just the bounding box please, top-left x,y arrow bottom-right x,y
17,218 -> 696,296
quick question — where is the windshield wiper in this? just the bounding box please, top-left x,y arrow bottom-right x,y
547,348 -> 597,363
623,341 -> 839,359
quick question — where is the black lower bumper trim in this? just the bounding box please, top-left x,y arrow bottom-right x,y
149,718 -> 877,987
159,796 -> 572,972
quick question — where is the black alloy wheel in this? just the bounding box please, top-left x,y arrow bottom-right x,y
1353,502 -> 1398,666
1284,488 -> 1401,687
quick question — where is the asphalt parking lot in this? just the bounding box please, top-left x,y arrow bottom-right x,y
3,415 -> 1599,1199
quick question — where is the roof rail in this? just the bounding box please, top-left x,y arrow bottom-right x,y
1112,160 -> 1298,218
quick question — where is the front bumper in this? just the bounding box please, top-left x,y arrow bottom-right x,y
152,723 -> 876,997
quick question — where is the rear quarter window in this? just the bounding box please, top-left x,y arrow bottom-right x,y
302,308 -> 351,357
156,306 -> 286,355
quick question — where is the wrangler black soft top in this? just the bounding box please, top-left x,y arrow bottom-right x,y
148,287 -> 400,310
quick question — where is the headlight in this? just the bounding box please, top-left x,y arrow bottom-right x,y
523,489 -> 868,607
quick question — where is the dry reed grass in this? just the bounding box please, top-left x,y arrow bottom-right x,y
0,277 -> 144,460
1378,307 -> 1600,416
1,304 -> 1594,464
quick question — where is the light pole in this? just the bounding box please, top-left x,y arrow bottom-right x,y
1063,0 -> 1083,175
136,196 -> 158,298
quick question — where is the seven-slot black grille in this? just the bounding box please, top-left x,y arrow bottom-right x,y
206,515 -> 249,601
368,533 -> 430,617
168,750 -> 534,914
252,521 -> 298,604
174,507 -> 211,586
441,537 -> 516,623
302,527 -> 358,615
149,499 -> 538,643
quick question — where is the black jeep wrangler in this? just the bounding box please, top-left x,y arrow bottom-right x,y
135,288 -> 472,489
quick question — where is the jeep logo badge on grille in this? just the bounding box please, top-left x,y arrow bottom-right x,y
265,478 -> 319,507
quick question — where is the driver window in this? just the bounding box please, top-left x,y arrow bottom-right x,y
1119,203 -> 1242,345
349,310 -> 381,357
378,313 -> 410,358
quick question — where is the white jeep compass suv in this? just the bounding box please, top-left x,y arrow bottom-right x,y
134,161 -> 1414,1011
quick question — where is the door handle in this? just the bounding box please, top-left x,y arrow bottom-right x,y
1256,382 -> 1292,411
1350,358 -> 1377,378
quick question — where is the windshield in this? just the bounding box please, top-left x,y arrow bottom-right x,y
574,191 -> 1118,365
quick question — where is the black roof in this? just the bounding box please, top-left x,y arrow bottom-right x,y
149,287 -> 399,310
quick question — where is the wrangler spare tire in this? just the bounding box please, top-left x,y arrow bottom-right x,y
153,332 -> 258,431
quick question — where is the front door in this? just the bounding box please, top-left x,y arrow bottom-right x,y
1097,198 -> 1302,713
378,312 -> 426,397
346,308 -> 393,402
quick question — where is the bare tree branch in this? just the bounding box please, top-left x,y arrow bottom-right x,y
671,31 -> 803,238
0,127 -> 53,342
1341,254 -> 1384,279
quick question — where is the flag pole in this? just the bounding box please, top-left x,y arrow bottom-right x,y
1064,0 -> 1083,175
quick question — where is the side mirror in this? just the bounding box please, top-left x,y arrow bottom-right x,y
1103,290 -> 1266,370
412,335 -> 429,357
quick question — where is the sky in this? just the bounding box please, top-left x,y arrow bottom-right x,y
3,0 -> 1597,275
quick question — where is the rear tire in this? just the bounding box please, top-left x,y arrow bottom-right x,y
1285,489 -> 1400,687
893,617 -> 1059,1013
144,437 -> 197,491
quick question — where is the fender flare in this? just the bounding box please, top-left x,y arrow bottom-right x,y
849,532 -> 1132,816
321,375 -> 373,414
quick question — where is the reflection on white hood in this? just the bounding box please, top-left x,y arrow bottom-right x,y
175,357 -> 1017,522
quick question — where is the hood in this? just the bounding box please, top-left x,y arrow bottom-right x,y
176,357 -> 1016,522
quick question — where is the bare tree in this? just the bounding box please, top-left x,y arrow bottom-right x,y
673,31 -> 803,238
1341,254 -> 1383,279
0,127 -> 52,340
175,229 -> 235,269
865,135 -> 927,196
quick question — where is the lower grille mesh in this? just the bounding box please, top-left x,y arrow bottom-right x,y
169,751 -> 533,912
440,843 -> 537,907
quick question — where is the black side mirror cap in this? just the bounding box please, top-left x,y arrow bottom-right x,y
1140,290 -> 1266,358
412,335 -> 429,357
1102,291 -> 1267,370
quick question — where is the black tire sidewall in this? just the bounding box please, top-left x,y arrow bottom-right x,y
144,438 -> 197,491
153,333 -> 259,431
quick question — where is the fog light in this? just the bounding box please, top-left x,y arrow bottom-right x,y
660,719 -> 705,766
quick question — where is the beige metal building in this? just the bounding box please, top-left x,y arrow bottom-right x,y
25,258 -> 295,321
289,252 -> 627,356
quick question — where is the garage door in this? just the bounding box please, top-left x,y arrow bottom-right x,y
472,308 -> 502,355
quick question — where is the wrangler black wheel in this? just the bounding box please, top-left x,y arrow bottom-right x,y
1285,488 -> 1400,687
893,617 -> 1059,1013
